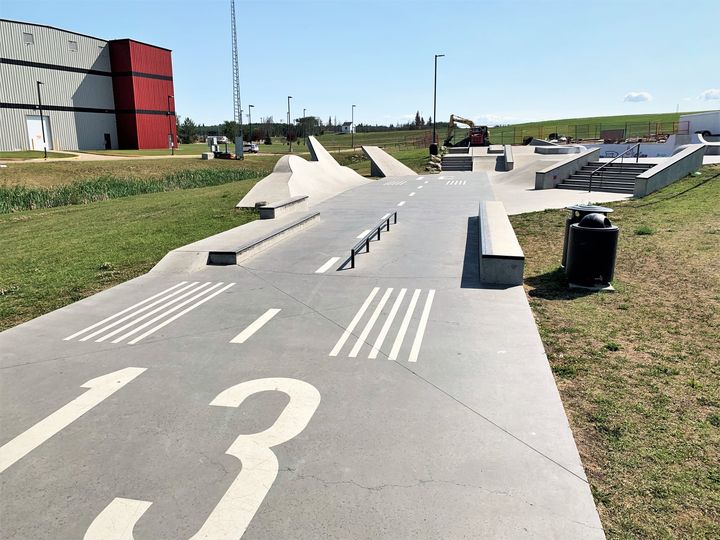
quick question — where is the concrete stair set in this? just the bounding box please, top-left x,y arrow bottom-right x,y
441,153 -> 473,171
557,161 -> 654,193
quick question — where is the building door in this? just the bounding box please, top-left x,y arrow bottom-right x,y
26,115 -> 53,151
104,133 -> 112,150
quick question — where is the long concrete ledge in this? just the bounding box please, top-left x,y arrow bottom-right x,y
503,145 -> 514,171
634,144 -> 705,197
361,145 -> 416,177
258,195 -> 308,219
534,145 -> 583,155
208,211 -> 320,265
535,148 -> 600,189
478,201 -> 525,286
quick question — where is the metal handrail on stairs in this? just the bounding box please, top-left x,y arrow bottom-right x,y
588,143 -> 641,192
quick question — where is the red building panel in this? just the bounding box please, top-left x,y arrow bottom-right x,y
109,39 -> 175,149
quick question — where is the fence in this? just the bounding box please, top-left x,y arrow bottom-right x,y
488,121 -> 689,145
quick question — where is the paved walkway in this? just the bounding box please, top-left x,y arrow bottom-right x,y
0,172 -> 604,538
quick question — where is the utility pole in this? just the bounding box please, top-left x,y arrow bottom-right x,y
433,54 -> 445,146
248,104 -> 254,143
167,94 -> 174,155
287,95 -> 293,153
36,81 -> 47,159
351,104 -> 356,149
231,0 -> 244,159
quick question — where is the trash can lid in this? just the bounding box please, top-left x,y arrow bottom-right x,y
566,204 -> 613,213
577,213 -> 613,228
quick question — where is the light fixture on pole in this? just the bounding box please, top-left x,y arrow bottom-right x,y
167,94 -> 175,156
36,81 -> 47,159
287,95 -> 293,153
433,54 -> 445,146
248,104 -> 254,143
351,104 -> 356,149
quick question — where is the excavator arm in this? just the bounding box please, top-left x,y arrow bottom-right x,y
444,114 -> 476,146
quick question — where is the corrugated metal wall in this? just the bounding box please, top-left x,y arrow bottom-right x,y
0,20 -> 118,151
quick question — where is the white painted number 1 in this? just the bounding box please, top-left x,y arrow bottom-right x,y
85,378 -> 321,540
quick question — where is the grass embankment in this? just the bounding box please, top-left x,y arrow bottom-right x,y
0,182 -> 260,331
511,168 -> 720,538
0,155 -> 279,187
488,111 -> 695,144
0,150 -> 75,160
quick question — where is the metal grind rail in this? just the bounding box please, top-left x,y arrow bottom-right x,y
588,142 -> 641,192
344,211 -> 398,269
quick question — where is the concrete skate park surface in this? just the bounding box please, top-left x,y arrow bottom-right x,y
0,163 -> 605,538
236,136 -> 368,209
468,145 -> 631,214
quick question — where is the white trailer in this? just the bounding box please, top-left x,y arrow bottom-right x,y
680,111 -> 720,142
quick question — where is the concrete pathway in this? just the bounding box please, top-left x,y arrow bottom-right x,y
0,171 -> 605,538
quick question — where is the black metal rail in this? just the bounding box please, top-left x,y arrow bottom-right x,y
346,211 -> 398,269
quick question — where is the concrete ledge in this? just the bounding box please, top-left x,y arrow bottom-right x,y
478,201 -> 525,286
634,144 -> 705,197
361,146 -> 416,177
534,145 -> 582,155
534,148 -> 600,189
208,211 -> 320,265
488,145 -> 504,154
503,145 -> 514,171
258,195 -> 308,219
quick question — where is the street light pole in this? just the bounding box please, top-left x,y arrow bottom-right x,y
36,81 -> 47,159
167,94 -> 174,156
433,54 -> 444,146
287,95 -> 293,153
351,104 -> 356,149
248,104 -> 254,144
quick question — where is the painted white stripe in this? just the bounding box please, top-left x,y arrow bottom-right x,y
108,283 -> 224,344
397,201 -> 406,207
409,192 -> 416,197
446,180 -> 451,185
368,288 -> 407,359
408,289 -> 436,362
0,368 -> 145,473
424,180 -> 429,184
356,229 -> 371,239
127,283 -> 235,344
315,257 -> 340,274
438,176 -> 445,180
84,498 -> 152,540
82,282 -> 207,342
230,309 -> 281,344
64,282 -> 188,341
417,176 -> 424,180
389,289 -> 421,360
349,288 -> 393,358
91,282 -> 212,343
417,186 -> 423,190
329,287 -> 380,357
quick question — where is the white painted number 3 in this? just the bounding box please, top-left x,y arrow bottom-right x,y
84,378 -> 321,540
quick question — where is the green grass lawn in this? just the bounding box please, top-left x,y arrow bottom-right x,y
0,150 -> 75,160
0,181 -> 259,330
0,155 -> 279,188
511,166 -> 720,538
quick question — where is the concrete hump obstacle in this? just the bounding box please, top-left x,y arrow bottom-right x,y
361,146 -> 416,177
236,136 -> 369,209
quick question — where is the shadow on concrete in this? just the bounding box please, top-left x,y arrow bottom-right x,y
494,156 -> 505,171
526,267 -> 595,300
461,216 -> 481,288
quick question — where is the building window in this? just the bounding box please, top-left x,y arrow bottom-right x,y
22,32 -> 34,45
68,40 -> 78,51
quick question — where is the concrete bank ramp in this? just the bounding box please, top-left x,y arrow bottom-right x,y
361,145 -> 416,177
236,136 -> 369,209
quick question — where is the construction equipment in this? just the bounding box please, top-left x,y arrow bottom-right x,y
443,114 -> 490,147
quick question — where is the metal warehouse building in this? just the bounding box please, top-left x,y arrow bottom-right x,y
0,19 -> 176,151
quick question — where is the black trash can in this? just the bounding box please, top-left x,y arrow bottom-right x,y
566,213 -> 619,288
561,204 -> 613,268
429,143 -> 439,156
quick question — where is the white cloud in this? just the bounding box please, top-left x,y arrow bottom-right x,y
699,88 -> 720,100
623,92 -> 653,102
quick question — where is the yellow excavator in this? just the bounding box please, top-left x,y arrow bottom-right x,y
443,114 -> 490,147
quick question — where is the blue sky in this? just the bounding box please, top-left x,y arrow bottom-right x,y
3,0 -> 719,126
